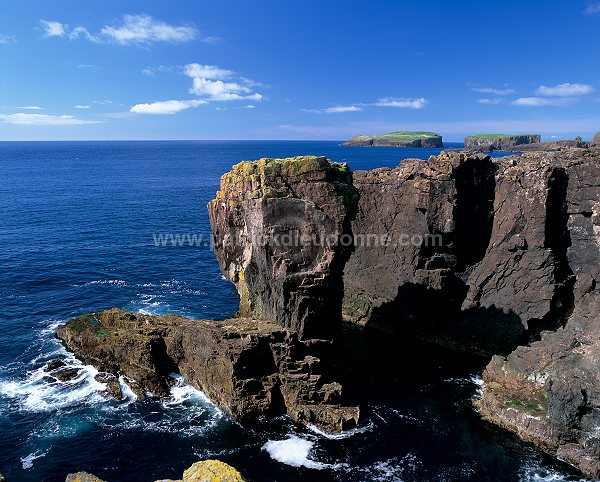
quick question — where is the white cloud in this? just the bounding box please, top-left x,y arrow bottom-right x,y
129,99 -> 207,115
101,14 -> 197,45
201,35 -> 221,45
374,97 -> 428,109
302,105 -> 362,114
535,83 -> 594,97
0,34 -> 17,44
184,63 -> 233,80
243,104 -> 256,109
478,98 -> 503,105
16,105 -> 43,110
75,105 -> 91,109
584,2 -> 600,14
0,113 -> 102,125
471,86 -> 515,95
184,63 -> 263,102
77,64 -> 96,69
69,26 -> 100,42
512,97 -> 577,107
40,20 -> 66,37
39,14 -> 198,46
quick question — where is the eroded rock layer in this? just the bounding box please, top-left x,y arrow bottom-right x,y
56,309 -> 359,433
208,156 -> 358,340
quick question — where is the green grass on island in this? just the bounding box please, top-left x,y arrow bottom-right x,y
372,131 -> 442,141
467,134 -> 535,139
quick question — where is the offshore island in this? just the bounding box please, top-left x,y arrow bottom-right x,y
342,131 -> 443,147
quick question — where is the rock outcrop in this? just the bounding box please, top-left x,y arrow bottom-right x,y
476,151 -> 600,478
65,473 -> 105,482
464,134 -> 541,151
594,132 -> 600,145
64,459 -> 246,482
343,131 -> 443,148
514,140 -> 590,151
57,309 -> 359,433
208,156 -> 358,340
342,148 -> 600,476
183,460 -> 247,482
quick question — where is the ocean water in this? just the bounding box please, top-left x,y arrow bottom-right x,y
0,141 -> 588,482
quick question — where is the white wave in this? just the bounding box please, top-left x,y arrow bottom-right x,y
21,450 -> 48,469
118,376 -> 138,404
307,419 -> 373,440
0,358 -> 106,412
520,463 -> 589,482
471,374 -> 484,399
262,435 -> 330,469
74,279 -> 127,287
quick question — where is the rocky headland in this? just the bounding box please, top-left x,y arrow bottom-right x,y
464,134 -> 541,151
343,131 -> 443,148
56,150 -> 600,477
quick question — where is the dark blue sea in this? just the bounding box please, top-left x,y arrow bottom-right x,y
0,141 -> 587,482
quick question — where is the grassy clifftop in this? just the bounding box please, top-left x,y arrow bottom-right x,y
373,131 -> 441,142
343,131 -> 443,147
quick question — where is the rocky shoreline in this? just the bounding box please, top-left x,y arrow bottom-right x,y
56,150 -> 600,478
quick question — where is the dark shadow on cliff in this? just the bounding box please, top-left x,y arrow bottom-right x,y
358,282 -> 528,358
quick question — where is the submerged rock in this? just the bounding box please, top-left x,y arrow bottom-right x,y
65,473 -> 106,482
182,460 -> 246,482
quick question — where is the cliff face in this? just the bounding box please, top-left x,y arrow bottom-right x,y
342,149 -> 600,476
464,134 -> 541,151
594,132 -> 600,144
477,154 -> 600,477
208,156 -> 358,340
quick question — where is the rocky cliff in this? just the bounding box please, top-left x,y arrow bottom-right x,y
342,149 -> 600,476
207,156 -> 358,340
343,131 -> 443,148
594,132 -> 600,144
55,150 -> 600,476
464,134 -> 541,151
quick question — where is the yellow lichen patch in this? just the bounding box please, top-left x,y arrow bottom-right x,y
65,472 -> 107,482
182,460 -> 247,482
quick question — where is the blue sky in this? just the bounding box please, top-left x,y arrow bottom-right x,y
1,0 -> 599,141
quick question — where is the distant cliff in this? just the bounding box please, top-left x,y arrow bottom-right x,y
594,132 -> 600,144
343,131 -> 443,148
464,134 -> 541,151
